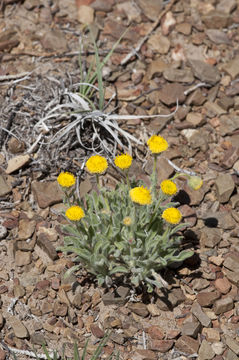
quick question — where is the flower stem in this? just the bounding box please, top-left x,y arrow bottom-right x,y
151,155 -> 157,200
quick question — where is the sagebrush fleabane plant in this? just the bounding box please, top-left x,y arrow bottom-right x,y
58,136 -> 202,292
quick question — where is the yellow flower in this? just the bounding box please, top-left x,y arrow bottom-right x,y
123,217 -> 132,226
129,186 -> 152,205
188,176 -> 203,190
86,155 -> 108,174
147,135 -> 168,154
114,154 -> 132,170
160,180 -> 177,196
65,206 -> 85,221
57,172 -> 76,187
162,208 -> 182,224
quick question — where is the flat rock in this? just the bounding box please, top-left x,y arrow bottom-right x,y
147,59 -> 169,79
181,319 -> 201,338
31,180 -> 63,208
214,277 -> 231,294
91,0 -> 114,12
186,112 -> 205,127
188,59 -> 221,84
219,115 -> 239,136
149,339 -> 174,352
223,253 -> 239,272
0,175 -> 12,196
200,228 -> 221,248
78,5 -> 94,24
176,22 -> 192,35
215,173 -> 235,203
148,325 -> 164,340
222,56 -> 239,79
163,68 -> 194,83
202,11 -> 229,29
212,342 -> 225,356
217,0 -> 237,14
37,233 -> 58,260
18,219 -> 36,240
53,301 -> 68,317
6,155 -> 30,174
221,147 -> 239,169
213,296 -> 234,314
137,0 -> 163,21
175,335 -> 199,355
197,291 -> 221,307
198,340 -> 215,360
15,250 -> 32,266
223,269 -> 239,286
225,336 -> 239,355
206,29 -> 230,44
128,303 -> 149,317
158,83 -> 186,105
9,316 -> 29,338
40,30 -> 68,52
148,32 -> 170,54
192,302 -> 211,327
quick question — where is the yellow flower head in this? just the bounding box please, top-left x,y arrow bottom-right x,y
188,176 -> 203,190
114,154 -> 132,170
162,208 -> 182,224
129,186 -> 152,205
123,217 -> 132,226
57,172 -> 76,188
65,206 -> 85,221
147,135 -> 168,154
86,155 -> 108,174
160,180 -> 178,196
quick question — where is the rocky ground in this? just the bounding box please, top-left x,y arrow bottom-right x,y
0,0 -> 239,359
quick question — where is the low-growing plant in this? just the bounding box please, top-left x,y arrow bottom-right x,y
57,135 -> 202,292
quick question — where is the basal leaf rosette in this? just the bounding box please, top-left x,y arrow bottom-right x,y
114,153 -> 132,170
86,155 -> 108,174
160,180 -> 177,196
57,172 -> 76,188
147,135 -> 168,154
65,206 -> 85,221
162,207 -> 182,224
129,186 -> 152,205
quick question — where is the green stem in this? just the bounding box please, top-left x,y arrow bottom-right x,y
151,155 -> 157,200
126,170 -> 130,189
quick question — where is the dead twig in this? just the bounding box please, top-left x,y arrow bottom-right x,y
183,82 -> 211,96
120,0 -> 177,66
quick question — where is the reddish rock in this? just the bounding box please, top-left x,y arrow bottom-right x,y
214,296 -> 234,315
135,349 -> 157,360
128,303 -> 149,317
36,280 -> 50,290
31,181 -> 63,209
197,291 -> 221,307
90,324 -> 104,338
53,301 -> 68,317
175,335 -> 199,355
214,277 -> 231,294
150,339 -> 174,352
148,326 -> 164,340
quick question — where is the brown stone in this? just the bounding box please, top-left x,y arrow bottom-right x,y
214,277 -> 231,294
214,296 -> 234,314
90,324 -> 104,338
197,291 -> 221,307
53,301 -> 68,317
128,303 -> 149,317
15,250 -> 32,266
31,181 -> 63,209
158,83 -> 186,106
37,233 -> 58,260
192,302 -> 211,327
149,339 -> 174,352
175,335 -> 199,355
148,326 -> 164,340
